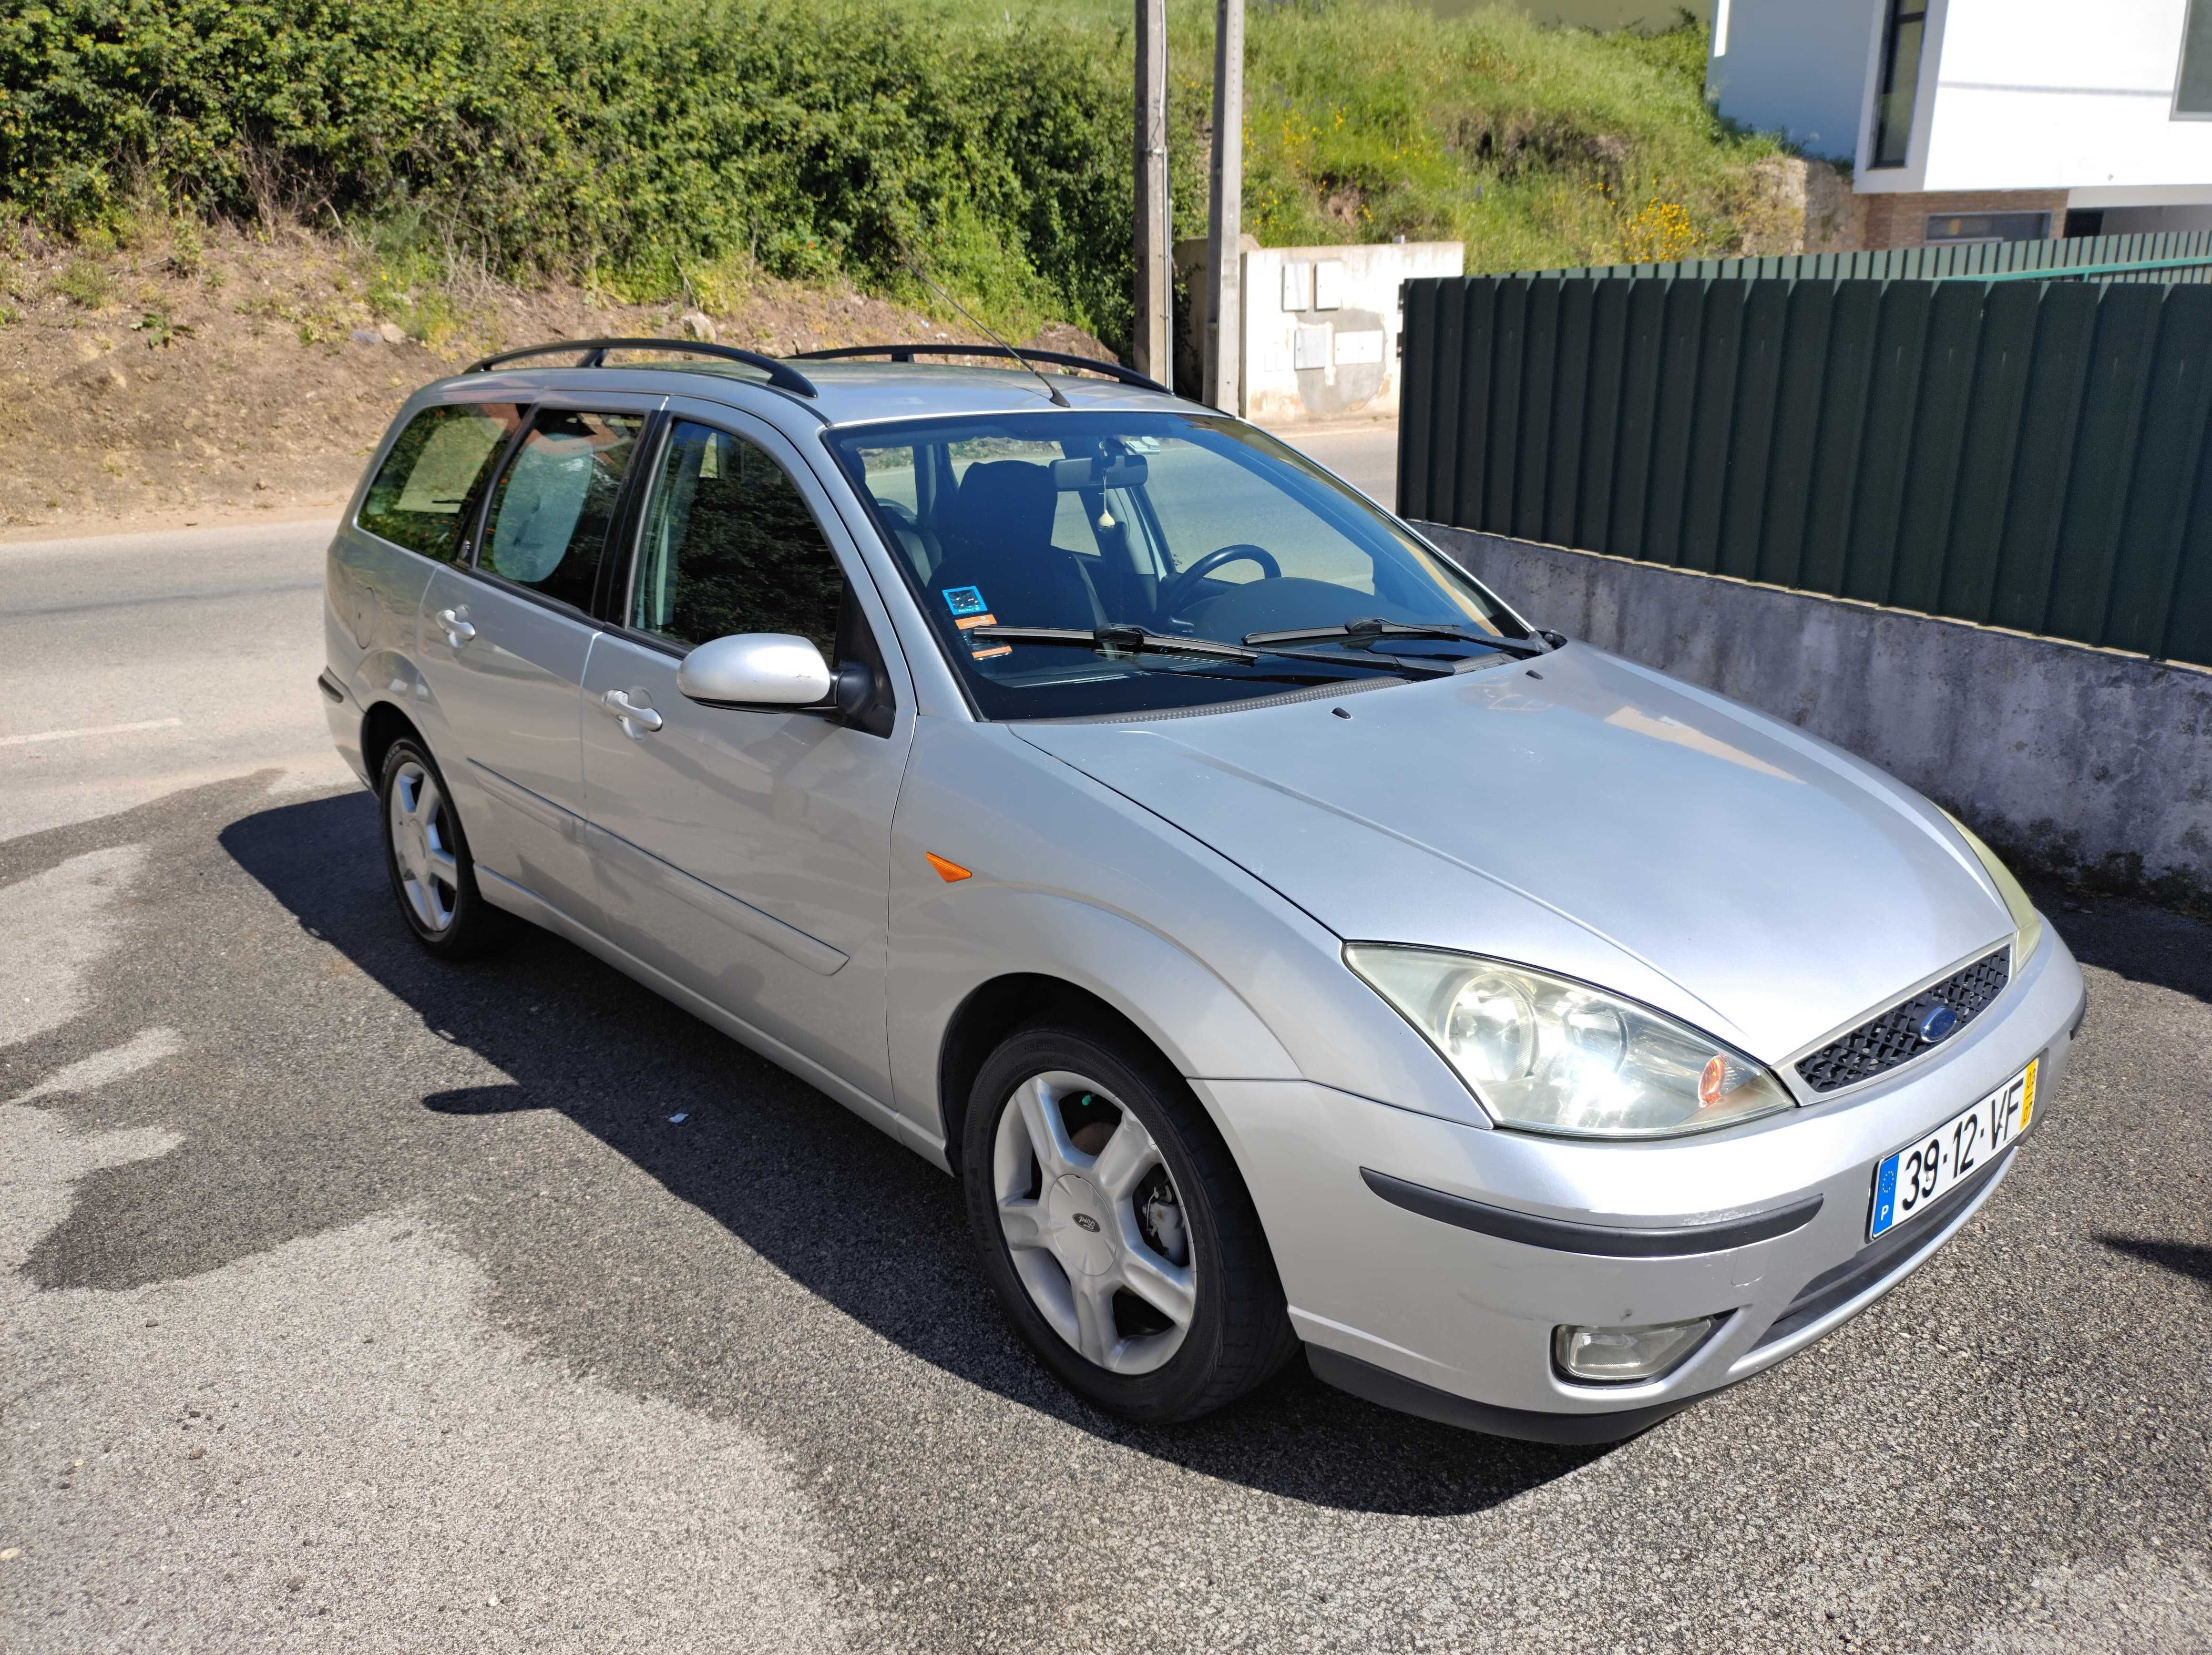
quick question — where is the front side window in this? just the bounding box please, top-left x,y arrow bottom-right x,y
1870,0 -> 1927,169
478,409 -> 645,611
2179,0 -> 2212,117
357,401 -> 523,561
629,420 -> 845,658
828,411 -> 1529,721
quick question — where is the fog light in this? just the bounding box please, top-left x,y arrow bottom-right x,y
1552,1316 -> 1719,1384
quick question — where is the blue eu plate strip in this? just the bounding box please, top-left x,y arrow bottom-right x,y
1871,1154 -> 1900,1237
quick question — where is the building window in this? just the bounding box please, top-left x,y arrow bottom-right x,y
1871,0 -> 1929,168
2178,0 -> 2212,117
1926,212 -> 2051,245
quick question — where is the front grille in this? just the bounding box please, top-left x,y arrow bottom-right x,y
1795,947 -> 2011,1093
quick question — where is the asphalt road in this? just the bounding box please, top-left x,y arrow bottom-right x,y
0,519 -> 352,843
1283,420 -> 1398,506
2,468 -> 2209,1654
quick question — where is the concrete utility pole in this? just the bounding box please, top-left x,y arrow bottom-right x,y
1203,0 -> 1244,414
1132,0 -> 1172,386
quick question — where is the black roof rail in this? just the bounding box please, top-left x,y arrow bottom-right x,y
462,337 -> 818,398
789,343 -> 1168,395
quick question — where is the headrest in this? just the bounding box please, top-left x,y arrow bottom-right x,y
943,460 -> 1056,552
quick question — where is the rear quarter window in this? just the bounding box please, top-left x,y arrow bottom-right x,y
358,402 -> 525,561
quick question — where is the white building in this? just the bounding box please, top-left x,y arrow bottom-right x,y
1708,0 -> 2212,245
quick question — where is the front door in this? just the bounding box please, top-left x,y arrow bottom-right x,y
580,412 -> 911,1104
417,402 -> 651,928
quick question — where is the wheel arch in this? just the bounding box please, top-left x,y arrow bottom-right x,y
360,699 -> 424,786
940,975 -> 1145,1173
900,888 -> 1302,1174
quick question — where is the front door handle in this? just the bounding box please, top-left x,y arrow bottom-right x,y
601,688 -> 664,736
436,607 -> 477,647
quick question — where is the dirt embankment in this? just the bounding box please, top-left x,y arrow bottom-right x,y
2,221 -> 1109,539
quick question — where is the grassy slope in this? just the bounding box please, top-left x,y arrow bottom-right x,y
1233,5 -> 1780,269
4,0 -> 1777,367
0,216 -> 1051,533
936,0 -> 1780,273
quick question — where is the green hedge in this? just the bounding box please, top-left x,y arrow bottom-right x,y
0,0 -> 1134,342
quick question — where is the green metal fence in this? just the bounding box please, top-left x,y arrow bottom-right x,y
1526,227 -> 2212,285
1397,245 -> 2212,667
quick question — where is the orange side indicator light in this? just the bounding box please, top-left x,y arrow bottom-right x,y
924,852 -> 973,883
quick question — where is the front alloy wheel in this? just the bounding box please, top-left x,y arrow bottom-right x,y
993,1069 -> 1197,1375
964,1022 -> 1296,1423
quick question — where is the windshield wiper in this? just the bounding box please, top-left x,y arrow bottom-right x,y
1242,617 -> 1552,658
966,624 -> 1458,678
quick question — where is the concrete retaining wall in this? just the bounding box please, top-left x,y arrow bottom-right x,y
1418,523 -> 2212,916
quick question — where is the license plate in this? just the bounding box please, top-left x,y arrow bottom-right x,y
1869,1057 -> 2039,1240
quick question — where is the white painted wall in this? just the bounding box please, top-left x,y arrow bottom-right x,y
1840,0 -> 2212,194
1705,0 -> 1884,161
1238,242 -> 1463,428
1887,0 -> 2212,194
1713,0 -> 2212,198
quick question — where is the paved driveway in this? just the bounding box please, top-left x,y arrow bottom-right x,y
1,518 -> 2206,1654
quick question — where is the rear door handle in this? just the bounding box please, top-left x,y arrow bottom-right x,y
436,608 -> 477,647
601,688 -> 664,736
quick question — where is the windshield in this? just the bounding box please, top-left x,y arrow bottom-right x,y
824,411 -> 1531,720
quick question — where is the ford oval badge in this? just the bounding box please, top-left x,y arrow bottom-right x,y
1918,1004 -> 1959,1044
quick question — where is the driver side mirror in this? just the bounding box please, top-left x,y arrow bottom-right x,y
676,633 -> 835,706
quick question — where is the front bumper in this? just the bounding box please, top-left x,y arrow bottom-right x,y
1203,925 -> 2086,1438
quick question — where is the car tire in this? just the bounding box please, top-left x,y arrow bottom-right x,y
963,1020 -> 1298,1423
377,736 -> 508,959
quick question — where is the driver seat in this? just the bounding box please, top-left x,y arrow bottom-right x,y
926,460 -> 1106,629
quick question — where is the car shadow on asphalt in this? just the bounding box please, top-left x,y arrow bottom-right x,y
2093,1235 -> 2212,1290
2026,877 -> 2212,1006
223,787 -> 1606,1516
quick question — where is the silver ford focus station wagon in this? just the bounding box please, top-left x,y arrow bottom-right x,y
322,339 -> 2087,1441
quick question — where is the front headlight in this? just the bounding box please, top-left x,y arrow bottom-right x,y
1939,810 -> 2044,969
1344,946 -> 1796,1139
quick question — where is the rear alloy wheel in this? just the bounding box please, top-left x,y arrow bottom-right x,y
964,1023 -> 1296,1422
378,737 -> 507,959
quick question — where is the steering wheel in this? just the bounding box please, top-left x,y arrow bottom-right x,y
1158,543 -> 1281,618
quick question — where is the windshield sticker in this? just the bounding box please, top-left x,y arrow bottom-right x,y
965,618 -> 1011,660
945,589 -> 1009,656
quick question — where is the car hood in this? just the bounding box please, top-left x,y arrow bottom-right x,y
1012,645 -> 2013,1064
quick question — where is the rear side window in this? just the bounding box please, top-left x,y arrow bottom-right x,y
357,402 -> 523,561
478,409 -> 646,613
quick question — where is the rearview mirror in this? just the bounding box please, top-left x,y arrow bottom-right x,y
1050,453 -> 1148,492
676,633 -> 834,706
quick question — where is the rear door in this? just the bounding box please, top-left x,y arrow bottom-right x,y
579,408 -> 911,1105
333,399 -> 527,778
416,396 -> 657,927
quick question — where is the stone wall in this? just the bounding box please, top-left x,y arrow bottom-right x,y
1741,158 -> 1869,255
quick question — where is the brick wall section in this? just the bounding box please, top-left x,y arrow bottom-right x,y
1859,190 -> 2070,250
